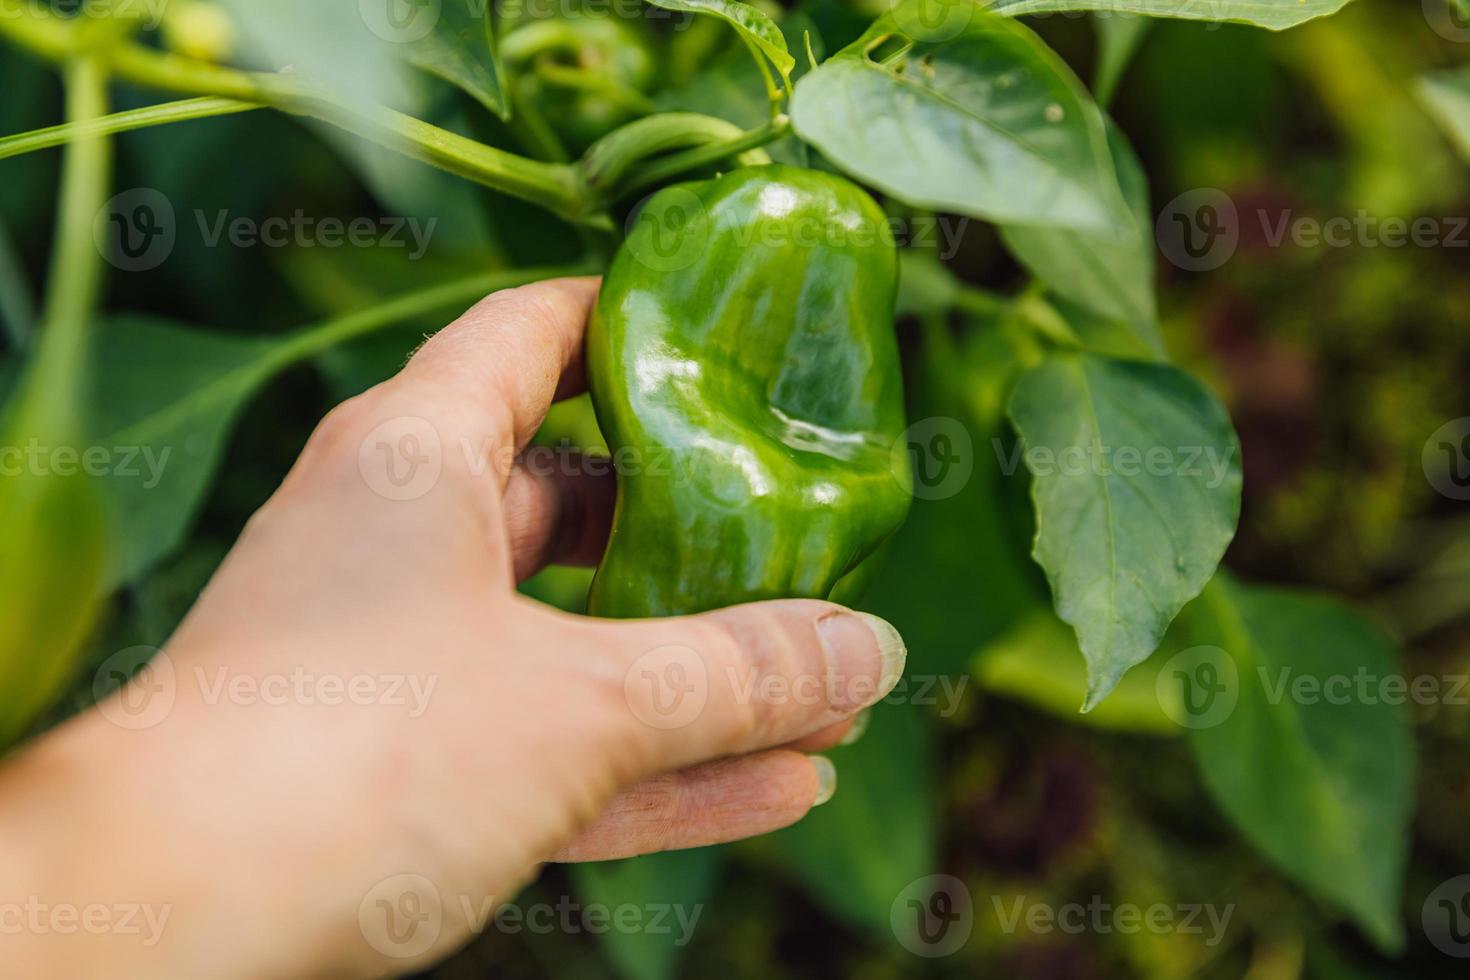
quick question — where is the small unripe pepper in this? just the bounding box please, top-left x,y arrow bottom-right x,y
587,165 -> 912,617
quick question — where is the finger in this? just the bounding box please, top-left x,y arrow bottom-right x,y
396,276 -> 601,460
784,710 -> 868,753
548,752 -> 835,862
502,452 -> 616,582
569,600 -> 905,775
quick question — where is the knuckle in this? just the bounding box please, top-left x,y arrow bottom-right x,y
302,388 -> 388,465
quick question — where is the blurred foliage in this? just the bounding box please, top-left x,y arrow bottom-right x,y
3,0 -> 1470,978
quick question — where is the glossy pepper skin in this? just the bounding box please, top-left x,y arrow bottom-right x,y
586,165 -> 912,618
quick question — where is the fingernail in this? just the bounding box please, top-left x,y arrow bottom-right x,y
839,709 -> 871,747
817,611 -> 908,709
809,755 -> 837,806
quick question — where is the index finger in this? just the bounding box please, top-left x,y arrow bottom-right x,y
397,276 -> 602,457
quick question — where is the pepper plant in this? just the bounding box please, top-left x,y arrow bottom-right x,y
1,0 -> 1460,976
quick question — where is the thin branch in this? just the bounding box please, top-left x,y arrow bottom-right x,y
0,97 -> 259,162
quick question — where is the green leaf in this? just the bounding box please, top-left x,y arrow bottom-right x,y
655,11 -> 821,166
770,702 -> 935,929
974,608 -> 1181,734
88,316 -> 282,587
1007,353 -> 1241,707
865,313 -> 1046,673
791,1 -> 1128,231
217,1 -> 422,112
85,266 -> 584,588
1417,67 -> 1470,164
0,391 -> 109,747
642,0 -> 795,89
404,1 -> 510,120
1186,579 -> 1413,951
1000,121 -> 1163,357
571,849 -> 721,980
1092,14 -> 1152,106
982,0 -> 1354,30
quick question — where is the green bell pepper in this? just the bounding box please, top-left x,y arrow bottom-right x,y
587,165 -> 912,618
502,17 -> 657,156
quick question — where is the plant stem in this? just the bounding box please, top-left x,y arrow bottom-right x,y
267,263 -> 598,370
620,115 -> 785,195
588,114 -> 785,201
953,284 -> 1012,320
0,13 -> 591,223
30,53 -> 112,433
532,61 -> 657,115
0,97 -> 258,162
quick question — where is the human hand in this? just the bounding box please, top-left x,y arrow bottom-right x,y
0,278 -> 906,979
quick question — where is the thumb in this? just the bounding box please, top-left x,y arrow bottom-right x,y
561,599 -> 907,777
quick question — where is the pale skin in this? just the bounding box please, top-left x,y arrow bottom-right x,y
0,278 -> 907,978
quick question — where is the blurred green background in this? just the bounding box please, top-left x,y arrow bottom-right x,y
3,0 -> 1470,977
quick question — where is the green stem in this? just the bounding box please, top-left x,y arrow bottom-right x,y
953,284 -> 1012,320
532,61 -> 656,115
0,96 -> 258,162
584,113 -> 784,200
508,82 -> 571,164
266,263 -> 599,370
31,53 -> 112,433
0,13 -> 591,223
620,115 -> 784,196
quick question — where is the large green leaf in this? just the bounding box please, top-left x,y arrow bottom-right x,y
1000,121 -> 1163,357
983,0 -> 1354,30
1417,67 -> 1470,164
769,701 -> 935,930
571,849 -> 721,980
1186,580 -> 1413,951
88,316 -> 282,587
642,0 -> 795,88
791,0 -> 1128,231
1007,352 -> 1241,707
404,1 -> 509,119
